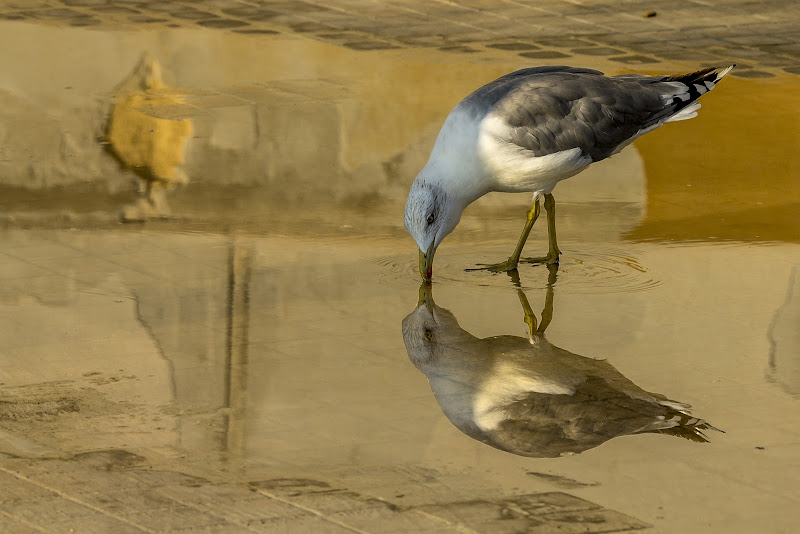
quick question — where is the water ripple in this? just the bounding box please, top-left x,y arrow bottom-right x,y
375,244 -> 661,294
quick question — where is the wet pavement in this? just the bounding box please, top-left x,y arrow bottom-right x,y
1,0 -> 798,78
1,2 -> 800,533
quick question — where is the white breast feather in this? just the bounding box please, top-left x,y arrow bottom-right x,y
478,114 -> 592,194
473,361 -> 576,431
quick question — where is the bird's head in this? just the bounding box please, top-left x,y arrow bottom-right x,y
401,283 -> 446,367
401,283 -> 470,368
404,174 -> 462,281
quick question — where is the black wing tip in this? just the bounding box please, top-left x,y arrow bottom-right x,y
652,424 -> 711,443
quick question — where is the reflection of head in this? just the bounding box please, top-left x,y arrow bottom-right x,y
402,283 -> 720,458
402,289 -> 475,369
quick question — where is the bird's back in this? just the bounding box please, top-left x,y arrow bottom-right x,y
451,65 -> 734,195
458,66 -> 605,118
471,66 -> 731,159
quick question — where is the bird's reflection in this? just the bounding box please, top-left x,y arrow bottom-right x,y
401,276 -> 720,458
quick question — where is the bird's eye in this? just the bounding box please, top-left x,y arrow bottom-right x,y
424,329 -> 433,340
426,214 -> 435,224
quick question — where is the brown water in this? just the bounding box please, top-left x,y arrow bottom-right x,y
1,22 -> 799,534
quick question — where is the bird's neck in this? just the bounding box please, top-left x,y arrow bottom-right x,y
427,105 -> 492,208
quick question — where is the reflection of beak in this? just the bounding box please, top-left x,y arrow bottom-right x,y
418,243 -> 437,281
417,281 -> 433,313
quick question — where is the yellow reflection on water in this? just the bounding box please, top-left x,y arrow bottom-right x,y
631,76 -> 800,242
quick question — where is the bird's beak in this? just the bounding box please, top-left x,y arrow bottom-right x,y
417,280 -> 433,313
419,243 -> 437,281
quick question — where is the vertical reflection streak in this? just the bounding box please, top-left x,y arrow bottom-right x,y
223,236 -> 253,458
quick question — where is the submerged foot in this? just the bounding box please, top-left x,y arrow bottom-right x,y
520,253 -> 560,266
466,258 -> 520,273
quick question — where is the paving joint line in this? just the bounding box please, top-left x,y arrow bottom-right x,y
252,487 -> 373,534
0,464 -> 155,533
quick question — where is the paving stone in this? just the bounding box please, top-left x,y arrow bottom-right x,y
438,45 -> 479,54
0,0 -> 785,81
393,34 -> 449,47
69,16 -> 101,26
536,3 -> 612,16
415,493 -> 650,534
0,470 -> 57,504
273,1 -> 332,14
25,7 -> 81,18
519,50 -> 573,59
656,49 -> 727,62
535,37 -> 596,48
610,54 -> 660,64
592,31 -> 669,45
528,508 -> 651,533
674,38 -> 732,50
3,495 -> 146,532
61,0 -> 110,6
170,8 -> 217,21
716,46 -> 778,59
330,506 -> 446,532
92,6 -> 140,15
343,40 -> 400,51
196,18 -> 248,29
571,46 -> 626,56
288,21 -> 331,33
233,28 -> 280,35
136,2 -> 176,12
6,0 -> 50,8
753,55 -> 799,67
485,42 -> 541,51
731,69 -> 777,78
765,43 -> 800,58
128,15 -> 167,23
727,33 -> 795,46
221,6 -> 279,21
0,0 -> 767,79
0,512 -> 42,534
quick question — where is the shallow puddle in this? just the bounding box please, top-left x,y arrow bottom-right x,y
0,18 -> 799,534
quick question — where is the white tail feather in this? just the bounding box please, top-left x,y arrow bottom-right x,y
666,102 -> 701,122
716,64 -> 735,80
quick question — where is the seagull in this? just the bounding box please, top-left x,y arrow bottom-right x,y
401,282 -> 721,457
404,65 -> 734,280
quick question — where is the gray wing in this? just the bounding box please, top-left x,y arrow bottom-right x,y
471,66 -> 727,161
460,66 -> 604,114
488,376 -> 705,457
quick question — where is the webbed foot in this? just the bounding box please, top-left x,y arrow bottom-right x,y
520,252 -> 560,266
466,258 -> 520,273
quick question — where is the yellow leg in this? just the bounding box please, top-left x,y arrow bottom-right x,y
520,193 -> 560,265
467,197 -> 541,273
516,269 -> 556,340
516,289 -> 538,338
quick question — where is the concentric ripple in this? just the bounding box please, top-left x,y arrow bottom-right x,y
375,244 -> 661,294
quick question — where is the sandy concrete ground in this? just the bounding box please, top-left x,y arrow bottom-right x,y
2,229 -> 799,533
